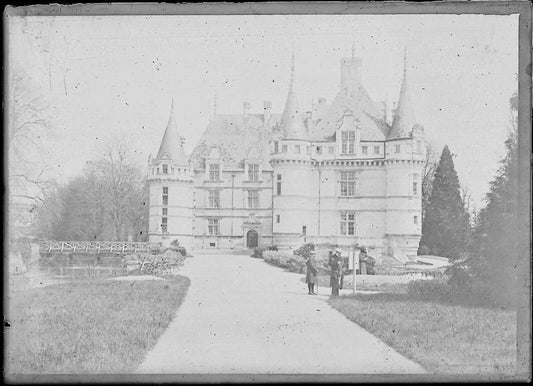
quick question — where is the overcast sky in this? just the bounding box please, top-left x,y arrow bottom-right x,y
8,14 -> 518,211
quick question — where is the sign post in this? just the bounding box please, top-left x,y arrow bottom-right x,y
352,246 -> 357,295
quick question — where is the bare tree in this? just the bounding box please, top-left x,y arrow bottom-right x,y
461,185 -> 472,215
7,70 -> 54,205
421,141 -> 438,223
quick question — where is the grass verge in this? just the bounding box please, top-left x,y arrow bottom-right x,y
5,275 -> 190,374
301,272 -> 408,293
329,293 -> 516,375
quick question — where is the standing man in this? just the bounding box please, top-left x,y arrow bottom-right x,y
305,250 -> 318,295
329,248 -> 343,296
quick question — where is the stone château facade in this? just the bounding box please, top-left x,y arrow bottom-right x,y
147,51 -> 426,261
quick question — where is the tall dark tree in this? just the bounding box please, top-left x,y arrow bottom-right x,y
463,94 -> 519,306
419,145 -> 470,259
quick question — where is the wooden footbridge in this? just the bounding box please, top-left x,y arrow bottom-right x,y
39,240 -> 163,255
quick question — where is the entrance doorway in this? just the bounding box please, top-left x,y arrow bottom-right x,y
246,230 -> 259,248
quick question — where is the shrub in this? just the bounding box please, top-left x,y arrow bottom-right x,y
122,250 -> 186,275
417,244 -> 431,255
407,279 -> 452,301
251,245 -> 278,259
263,250 -> 306,273
293,243 -> 314,259
168,239 -> 187,257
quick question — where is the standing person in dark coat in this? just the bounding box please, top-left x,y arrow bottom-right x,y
329,249 -> 343,296
305,251 -> 318,295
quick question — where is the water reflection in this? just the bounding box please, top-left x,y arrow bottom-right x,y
36,253 -> 126,280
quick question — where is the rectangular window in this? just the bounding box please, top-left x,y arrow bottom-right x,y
282,144 -> 288,153
340,212 -> 355,235
162,208 -> 167,216
316,146 -> 322,154
295,145 -> 301,154
276,174 -> 282,195
302,225 -> 307,235
341,131 -> 356,154
362,146 -> 368,155
274,141 -> 279,153
248,190 -> 259,208
395,144 -> 401,153
414,215 -> 419,225
413,181 -> 418,196
208,190 -> 220,208
208,218 -> 219,236
161,217 -> 168,234
162,164 -> 168,174
162,187 -> 168,206
248,164 -> 259,181
339,171 -> 356,197
374,146 -> 380,154
209,164 -> 220,181
329,146 -> 335,154
276,214 -> 280,223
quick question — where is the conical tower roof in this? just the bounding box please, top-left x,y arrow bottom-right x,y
280,50 -> 308,140
155,99 -> 188,166
389,50 -> 416,139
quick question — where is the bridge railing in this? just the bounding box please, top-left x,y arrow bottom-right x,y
39,241 -> 163,255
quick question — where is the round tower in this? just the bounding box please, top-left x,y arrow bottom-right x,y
270,51 -> 315,248
147,100 -> 194,250
385,50 -> 426,261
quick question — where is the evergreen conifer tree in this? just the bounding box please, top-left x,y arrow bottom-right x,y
419,145 -> 470,259
467,128 -> 518,305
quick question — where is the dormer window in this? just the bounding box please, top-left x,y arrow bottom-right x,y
341,131 -> 355,154
362,146 -> 368,155
282,144 -> 288,153
295,145 -> 301,154
248,164 -> 259,181
162,164 -> 168,174
209,164 -> 220,181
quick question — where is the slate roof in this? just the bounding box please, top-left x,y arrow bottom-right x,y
309,84 -> 390,141
389,53 -> 416,140
189,113 -> 280,170
154,100 -> 188,167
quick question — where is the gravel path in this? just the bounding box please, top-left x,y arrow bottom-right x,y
137,252 -> 427,374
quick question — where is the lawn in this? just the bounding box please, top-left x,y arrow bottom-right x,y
329,293 -> 517,375
301,272 -> 409,293
5,275 -> 190,375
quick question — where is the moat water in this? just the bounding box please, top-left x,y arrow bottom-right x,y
34,253 -> 126,280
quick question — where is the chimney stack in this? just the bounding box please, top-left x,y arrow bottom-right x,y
340,57 -> 362,90
263,101 -> 272,122
243,101 -> 251,118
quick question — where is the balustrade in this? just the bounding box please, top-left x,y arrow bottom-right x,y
39,241 -> 162,255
